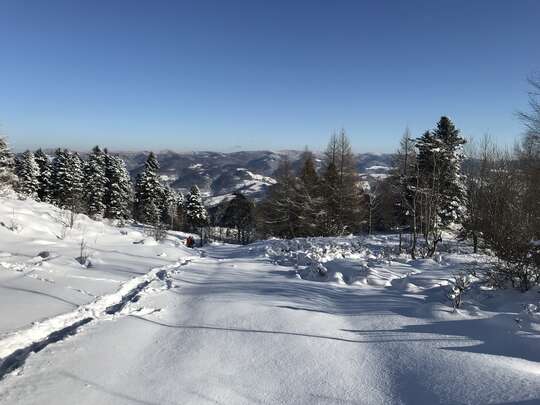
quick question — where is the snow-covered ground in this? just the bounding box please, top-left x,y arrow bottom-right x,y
1,195 -> 539,404
0,193 -> 196,337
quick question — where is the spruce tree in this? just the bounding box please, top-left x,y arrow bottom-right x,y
430,116 -> 466,224
15,150 -> 40,198
174,192 -> 185,231
0,137 -> 17,188
104,153 -> 133,221
134,152 -> 162,225
51,148 -> 68,206
83,146 -> 108,218
34,149 -> 53,202
415,116 -> 466,256
184,185 -> 209,244
51,149 -> 84,211
159,185 -> 180,229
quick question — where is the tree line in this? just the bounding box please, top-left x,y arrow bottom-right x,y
0,144 -> 210,243
0,77 -> 537,290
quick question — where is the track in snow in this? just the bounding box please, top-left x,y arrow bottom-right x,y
0,260 -> 191,380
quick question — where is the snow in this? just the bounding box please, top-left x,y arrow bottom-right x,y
0,193 -> 196,337
366,165 -> 391,171
367,172 -> 389,179
1,195 -> 539,404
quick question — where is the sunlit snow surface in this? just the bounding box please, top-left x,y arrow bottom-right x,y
0,193 -> 539,404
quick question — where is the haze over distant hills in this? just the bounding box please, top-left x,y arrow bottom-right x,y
118,150 -> 394,205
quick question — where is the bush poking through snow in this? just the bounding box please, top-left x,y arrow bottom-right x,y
52,209 -> 78,240
75,237 -> 90,267
448,272 -> 472,310
1,208 -> 22,233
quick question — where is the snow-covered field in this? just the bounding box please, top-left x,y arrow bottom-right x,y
0,194 -> 539,404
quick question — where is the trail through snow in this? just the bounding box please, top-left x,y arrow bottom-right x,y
1,243 -> 539,404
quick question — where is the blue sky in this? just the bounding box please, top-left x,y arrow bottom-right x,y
1,0 -> 539,153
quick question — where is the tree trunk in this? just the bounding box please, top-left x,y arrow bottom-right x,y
427,234 -> 442,257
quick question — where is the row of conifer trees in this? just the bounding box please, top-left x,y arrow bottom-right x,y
0,142 -> 209,239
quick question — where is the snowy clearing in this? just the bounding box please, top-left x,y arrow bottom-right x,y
0,195 -> 539,404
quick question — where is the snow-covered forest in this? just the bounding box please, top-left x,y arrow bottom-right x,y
3,0 -> 540,402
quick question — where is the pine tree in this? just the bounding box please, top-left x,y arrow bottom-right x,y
34,149 -> 52,202
104,153 -> 133,221
134,152 -> 162,225
15,150 -> 40,198
184,185 -> 209,245
83,146 -> 108,218
0,137 -> 17,189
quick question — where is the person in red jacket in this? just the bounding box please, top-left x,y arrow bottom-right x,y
186,236 -> 195,248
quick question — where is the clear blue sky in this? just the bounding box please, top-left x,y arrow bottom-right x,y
1,0 -> 539,153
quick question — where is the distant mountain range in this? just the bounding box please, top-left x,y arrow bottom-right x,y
118,150 -> 394,206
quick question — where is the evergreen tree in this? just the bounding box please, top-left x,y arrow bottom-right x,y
134,152 -> 162,225
431,116 -> 466,224
83,146 -> 107,218
184,185 -> 209,245
0,137 -> 17,188
15,150 -> 40,198
415,116 -> 466,256
159,185 -> 181,229
51,149 -> 84,211
174,192 -> 185,231
34,149 -> 52,202
104,153 -> 133,221
51,148 -> 68,205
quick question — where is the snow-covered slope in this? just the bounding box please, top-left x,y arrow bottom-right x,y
1,208 -> 539,404
206,168 -> 276,207
0,193 -> 196,339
